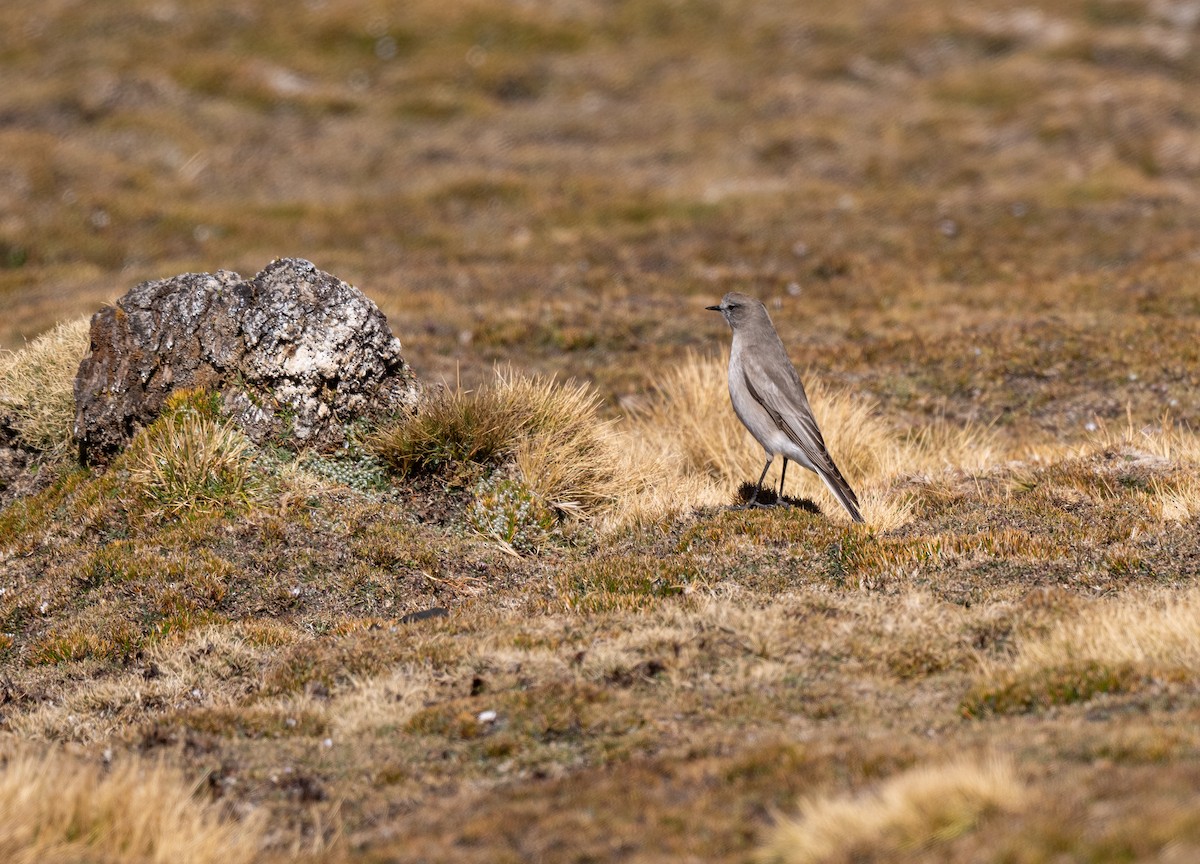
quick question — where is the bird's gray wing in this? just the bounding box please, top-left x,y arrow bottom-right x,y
741,346 -> 862,516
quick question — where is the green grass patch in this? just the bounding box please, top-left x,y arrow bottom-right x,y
264,629 -> 459,695
962,660 -> 1144,716
406,680 -> 614,744
163,706 -> 329,739
555,553 -> 696,613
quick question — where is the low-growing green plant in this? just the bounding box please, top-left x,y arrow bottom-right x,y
468,472 -> 555,552
962,660 -> 1143,717
555,553 -> 694,613
298,450 -> 390,493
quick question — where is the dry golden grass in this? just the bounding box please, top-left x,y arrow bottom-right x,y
625,351 -> 764,487
598,438 -> 724,529
991,589 -> 1200,679
0,316 -> 89,458
504,373 -> 624,515
1022,413 -> 1200,472
965,588 -> 1200,716
760,757 -> 1027,864
1153,477 -> 1200,522
0,745 -> 264,864
373,370 -> 626,516
330,665 -> 439,737
1020,414 -> 1200,523
370,369 -> 684,539
1089,414 -> 1200,465
625,352 -> 1002,527
9,625 -> 270,742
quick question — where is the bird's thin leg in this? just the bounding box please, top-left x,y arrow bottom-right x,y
745,456 -> 772,508
778,458 -> 789,505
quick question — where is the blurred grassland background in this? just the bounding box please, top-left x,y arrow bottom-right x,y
4,2 -> 1200,863
2,0 -> 1198,442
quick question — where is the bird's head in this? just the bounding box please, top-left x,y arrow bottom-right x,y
705,291 -> 765,331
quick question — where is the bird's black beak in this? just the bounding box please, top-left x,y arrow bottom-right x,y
705,304 -> 721,312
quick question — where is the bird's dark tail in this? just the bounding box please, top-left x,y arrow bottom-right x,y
819,464 -> 864,524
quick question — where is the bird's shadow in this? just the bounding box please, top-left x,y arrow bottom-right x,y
732,482 -> 823,514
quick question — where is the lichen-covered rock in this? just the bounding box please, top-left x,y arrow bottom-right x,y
74,257 -> 419,464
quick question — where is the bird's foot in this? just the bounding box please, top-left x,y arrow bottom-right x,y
732,499 -> 775,510
734,482 -> 781,509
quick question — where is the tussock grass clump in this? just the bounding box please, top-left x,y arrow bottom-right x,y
759,757 -> 1027,864
372,370 -> 625,520
370,381 -> 528,475
122,390 -> 260,521
0,316 -> 90,458
0,746 -> 264,864
626,350 -> 763,488
965,589 -> 1200,715
510,376 -> 623,514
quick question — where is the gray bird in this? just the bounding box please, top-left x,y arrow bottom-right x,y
706,292 -> 864,523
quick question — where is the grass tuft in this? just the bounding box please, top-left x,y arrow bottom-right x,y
1153,477 -> 1200,522
759,757 -> 1027,863
370,373 -> 542,476
372,370 -> 626,526
0,746 -> 264,864
122,389 -> 260,522
965,589 -> 1200,715
509,374 -> 623,515
0,316 -> 90,459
